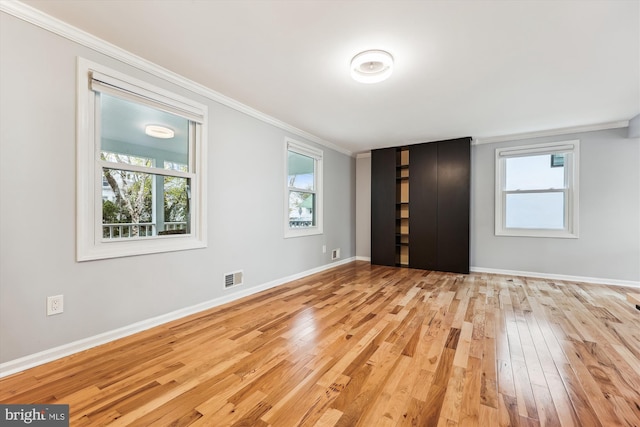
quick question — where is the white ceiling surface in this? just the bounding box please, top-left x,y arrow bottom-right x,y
22,0 -> 640,154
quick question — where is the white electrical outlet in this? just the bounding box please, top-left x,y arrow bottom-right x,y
331,248 -> 341,260
322,245 -> 326,253
47,295 -> 64,316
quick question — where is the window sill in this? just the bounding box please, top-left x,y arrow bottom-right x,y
495,229 -> 578,239
78,235 -> 206,261
284,226 -> 323,239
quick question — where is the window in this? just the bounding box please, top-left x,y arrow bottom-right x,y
495,140 -> 579,238
285,138 -> 323,238
77,58 -> 207,260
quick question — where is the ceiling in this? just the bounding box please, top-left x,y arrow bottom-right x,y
22,0 -> 640,154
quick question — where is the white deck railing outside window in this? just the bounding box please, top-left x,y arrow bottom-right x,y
103,222 -> 188,239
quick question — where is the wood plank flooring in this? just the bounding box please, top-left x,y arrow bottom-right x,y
1,261 -> 639,426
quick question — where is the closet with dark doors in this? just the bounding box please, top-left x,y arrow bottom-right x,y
370,137 -> 471,274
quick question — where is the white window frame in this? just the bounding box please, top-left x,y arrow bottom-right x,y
284,138 -> 323,238
77,58 -> 208,261
495,140 -> 579,238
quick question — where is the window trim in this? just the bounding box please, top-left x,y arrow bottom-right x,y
495,140 -> 579,238
77,57 -> 208,261
284,138 -> 323,238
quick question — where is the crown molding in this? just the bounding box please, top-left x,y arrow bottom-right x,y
472,120 -> 630,145
0,0 -> 353,157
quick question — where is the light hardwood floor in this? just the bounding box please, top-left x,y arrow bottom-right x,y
1,261 -> 639,426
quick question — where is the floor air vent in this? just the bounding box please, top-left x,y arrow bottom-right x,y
224,271 -> 243,288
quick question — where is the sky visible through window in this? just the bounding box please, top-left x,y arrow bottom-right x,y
290,173 -> 314,190
505,154 -> 566,229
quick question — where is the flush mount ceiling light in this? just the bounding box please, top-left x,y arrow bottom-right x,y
145,124 -> 174,139
350,50 -> 394,84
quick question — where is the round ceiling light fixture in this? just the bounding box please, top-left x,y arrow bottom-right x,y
145,124 -> 175,139
350,50 -> 394,84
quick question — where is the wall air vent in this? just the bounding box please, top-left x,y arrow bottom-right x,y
224,271 -> 244,288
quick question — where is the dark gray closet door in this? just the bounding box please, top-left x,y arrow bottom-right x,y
436,137 -> 470,274
371,147 -> 397,266
409,142 -> 438,270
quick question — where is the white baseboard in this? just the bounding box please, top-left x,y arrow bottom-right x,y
354,259 -> 639,288
3,258 -> 635,378
0,257 -> 356,378
470,266 -> 640,288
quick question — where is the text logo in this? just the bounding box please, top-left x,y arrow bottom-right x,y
1,405 -> 69,426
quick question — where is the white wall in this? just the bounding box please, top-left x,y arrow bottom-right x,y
630,114 -> 640,138
0,12 -> 355,364
356,129 -> 640,284
355,153 -> 371,259
472,127 -> 639,283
